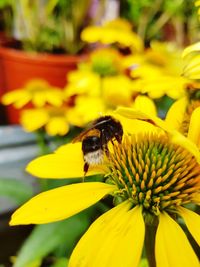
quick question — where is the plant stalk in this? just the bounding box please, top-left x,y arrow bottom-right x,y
145,223 -> 157,267
35,130 -> 50,155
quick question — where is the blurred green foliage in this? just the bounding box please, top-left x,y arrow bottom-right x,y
0,0 -> 92,54
120,0 -> 198,46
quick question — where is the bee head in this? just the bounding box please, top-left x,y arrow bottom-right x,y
82,136 -> 102,154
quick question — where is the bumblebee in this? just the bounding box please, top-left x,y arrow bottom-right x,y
72,115 -> 123,174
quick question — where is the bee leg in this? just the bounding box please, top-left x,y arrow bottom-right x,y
100,132 -> 111,159
83,162 -> 89,180
115,134 -> 122,143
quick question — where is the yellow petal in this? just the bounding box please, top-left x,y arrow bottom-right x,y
116,107 -> 171,132
140,76 -> 186,100
178,206 -> 200,246
188,107 -> 200,147
46,90 -> 64,107
69,203 -> 145,267
182,42 -> 200,58
1,90 -> 29,108
102,75 -> 133,107
170,131 -> 200,164
183,54 -> 200,79
81,26 -> 102,43
165,97 -> 188,130
45,117 -> 69,136
67,96 -> 105,127
184,68 -> 200,80
20,109 -> 49,132
32,93 -> 46,107
155,212 -> 199,267
13,94 -> 32,109
26,143 -> 104,179
10,182 -> 116,225
114,113 -> 161,135
116,107 -> 200,163
65,70 -> 100,97
132,95 -> 157,116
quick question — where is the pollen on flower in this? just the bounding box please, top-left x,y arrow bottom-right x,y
107,134 -> 200,216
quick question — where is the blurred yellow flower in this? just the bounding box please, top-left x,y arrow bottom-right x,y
20,107 -> 70,136
81,18 -> 143,52
65,48 -> 124,98
65,48 -> 137,109
10,110 -> 200,267
1,79 -> 64,109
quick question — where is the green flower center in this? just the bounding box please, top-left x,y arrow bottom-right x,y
107,134 -> 200,216
92,59 -> 118,76
91,53 -> 121,76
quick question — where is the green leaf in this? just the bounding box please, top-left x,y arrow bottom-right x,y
13,211 -> 90,267
0,178 -> 34,205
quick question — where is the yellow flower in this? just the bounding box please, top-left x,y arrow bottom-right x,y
1,79 -> 64,108
81,18 -> 143,52
65,48 -> 138,109
65,48 -> 125,99
10,110 -> 200,267
20,107 -> 70,136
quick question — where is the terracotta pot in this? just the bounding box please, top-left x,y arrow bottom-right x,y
0,46 -> 82,124
0,32 -> 12,98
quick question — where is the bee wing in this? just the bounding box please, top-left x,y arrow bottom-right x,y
72,128 -> 101,143
72,116 -> 113,143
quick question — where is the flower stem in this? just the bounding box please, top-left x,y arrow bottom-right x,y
35,130 -> 50,155
145,223 -> 157,267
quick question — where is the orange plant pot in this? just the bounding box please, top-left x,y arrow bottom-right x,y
0,46 -> 81,124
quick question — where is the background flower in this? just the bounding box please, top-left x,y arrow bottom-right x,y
1,79 -> 64,108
